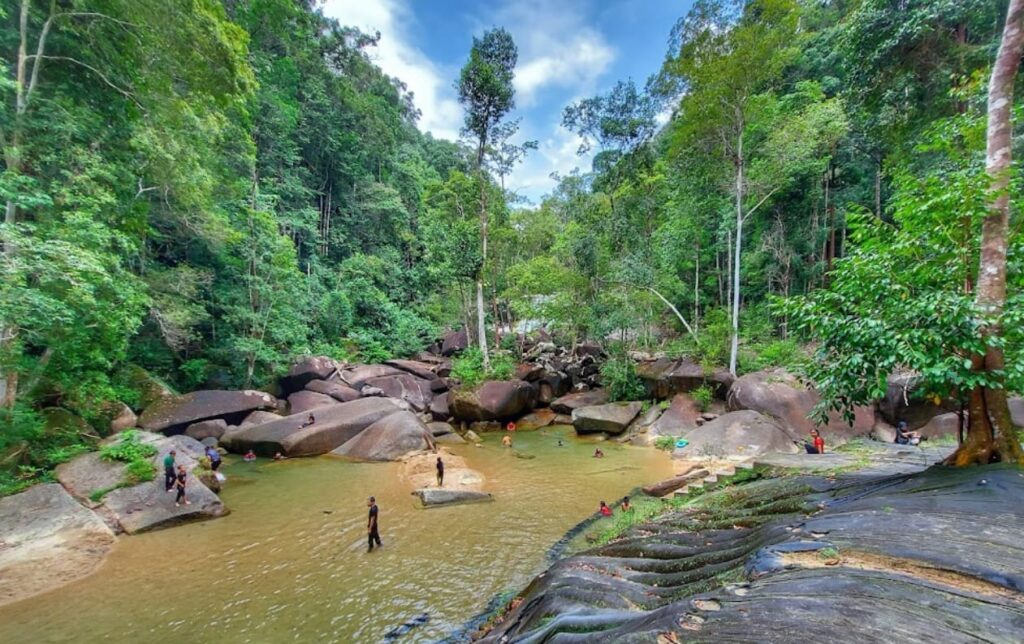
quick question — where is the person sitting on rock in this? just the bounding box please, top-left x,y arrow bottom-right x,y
593,448 -> 604,458
804,429 -> 825,454
599,501 -> 612,517
620,496 -> 632,512
894,421 -> 923,446
301,413 -> 315,428
243,449 -> 257,462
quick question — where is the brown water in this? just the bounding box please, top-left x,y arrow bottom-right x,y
0,427 -> 671,643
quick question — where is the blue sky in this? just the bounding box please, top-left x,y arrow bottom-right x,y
322,0 -> 693,202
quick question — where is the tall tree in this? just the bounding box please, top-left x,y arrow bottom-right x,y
957,0 -> 1024,465
456,28 -> 518,369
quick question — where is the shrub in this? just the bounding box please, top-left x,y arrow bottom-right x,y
124,458 -> 156,485
691,384 -> 714,411
654,435 -> 678,451
452,347 -> 517,388
600,356 -> 646,402
99,430 -> 157,463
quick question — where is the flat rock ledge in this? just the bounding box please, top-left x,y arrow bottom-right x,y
0,484 -> 116,608
412,488 -> 493,508
478,461 -> 1024,643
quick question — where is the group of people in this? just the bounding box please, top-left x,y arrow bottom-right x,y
599,496 -> 631,517
802,419 -> 926,455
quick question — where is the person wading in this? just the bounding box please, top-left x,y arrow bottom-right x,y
367,496 -> 382,552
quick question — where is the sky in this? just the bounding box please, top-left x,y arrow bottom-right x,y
321,0 -> 693,203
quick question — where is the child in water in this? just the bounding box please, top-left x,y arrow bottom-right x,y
620,496 -> 632,512
243,449 -> 257,462
599,501 -> 612,517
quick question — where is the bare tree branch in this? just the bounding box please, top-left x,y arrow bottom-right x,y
24,55 -> 139,105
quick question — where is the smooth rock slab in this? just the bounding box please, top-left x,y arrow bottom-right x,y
412,488 -> 493,507
139,389 -> 277,435
449,380 -> 537,421
304,379 -> 361,402
572,401 -> 643,434
676,410 -> 798,460
287,390 -> 339,414
221,397 -> 400,457
330,410 -> 435,461
0,484 -> 116,607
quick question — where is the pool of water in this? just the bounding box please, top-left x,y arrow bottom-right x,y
0,426 -> 671,643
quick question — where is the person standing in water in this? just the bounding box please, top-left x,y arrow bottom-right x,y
174,465 -> 190,507
367,496 -> 382,551
163,450 -> 177,492
436,456 -> 444,487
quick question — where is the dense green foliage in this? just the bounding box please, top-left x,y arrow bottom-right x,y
2,0 -> 1020,487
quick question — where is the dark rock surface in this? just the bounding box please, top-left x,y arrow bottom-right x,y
139,389 -> 277,435
304,379 -> 361,402
183,419 -> 228,442
449,380 -> 537,421
330,410 -> 435,461
550,389 -> 609,415
287,390 -> 340,414
879,370 -> 958,429
221,397 -> 400,457
728,369 -> 874,442
478,457 -> 1024,644
441,329 -> 468,356
571,402 -> 643,435
385,359 -> 438,381
364,373 -> 433,411
339,364 -> 405,389
278,356 -> 339,395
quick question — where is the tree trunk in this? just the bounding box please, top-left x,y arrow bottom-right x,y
476,142 -> 490,370
729,125 -> 744,377
948,0 -> 1024,466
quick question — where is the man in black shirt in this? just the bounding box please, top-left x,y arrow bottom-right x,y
436,456 -> 444,487
367,496 -> 381,551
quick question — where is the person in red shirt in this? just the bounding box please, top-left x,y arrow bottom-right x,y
804,429 -> 825,454
599,501 -> 613,517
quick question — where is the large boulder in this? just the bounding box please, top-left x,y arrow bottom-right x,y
537,370 -> 571,404
304,379 -> 361,402
184,419 -> 228,442
676,410 -> 798,460
239,410 -> 282,427
139,389 -> 277,435
572,402 -> 643,435
118,364 -> 176,411
916,412 -> 962,440
1011,396 -> 1024,427
220,397 -> 400,457
449,380 -> 537,421
339,364 -> 405,389
429,394 -> 450,421
108,403 -> 138,433
728,369 -> 874,442
516,408 -> 557,431
0,484 -> 116,608
385,359 -> 438,381
636,358 -> 703,398
101,473 -> 224,534
330,410 -> 435,461
364,373 -> 433,412
441,329 -> 468,356
649,393 -> 701,437
287,390 -> 339,414
278,356 -> 339,395
550,389 -> 609,415
879,370 -> 958,429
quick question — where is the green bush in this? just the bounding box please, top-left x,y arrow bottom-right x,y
691,384 -> 714,411
654,435 -> 678,451
99,430 -> 157,463
124,458 -> 156,485
600,356 -> 646,402
451,346 -> 517,388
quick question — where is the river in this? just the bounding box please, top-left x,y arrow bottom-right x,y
0,426 -> 672,643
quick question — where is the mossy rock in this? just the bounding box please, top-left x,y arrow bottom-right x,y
117,364 -> 177,411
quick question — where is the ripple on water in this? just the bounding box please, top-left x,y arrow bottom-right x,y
0,429 -> 672,643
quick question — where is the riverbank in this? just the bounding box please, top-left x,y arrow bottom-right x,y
476,443 -> 1024,642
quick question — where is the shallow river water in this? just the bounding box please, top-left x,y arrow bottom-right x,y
0,426 -> 672,643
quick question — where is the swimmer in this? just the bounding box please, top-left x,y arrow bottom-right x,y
502,435 -> 513,448
243,449 -> 257,462
599,500 -> 612,517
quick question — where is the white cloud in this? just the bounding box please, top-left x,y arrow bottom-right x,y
321,0 -> 462,140
490,0 -> 616,107
506,123 -> 594,203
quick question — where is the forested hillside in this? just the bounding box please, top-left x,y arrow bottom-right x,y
2,0 -> 1021,489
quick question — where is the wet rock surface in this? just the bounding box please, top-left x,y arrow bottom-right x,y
478,453 -> 1024,643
